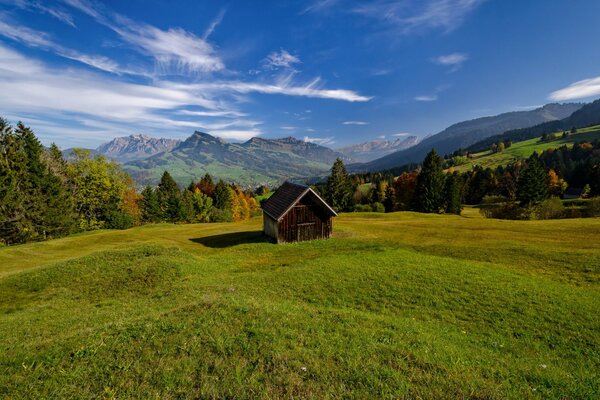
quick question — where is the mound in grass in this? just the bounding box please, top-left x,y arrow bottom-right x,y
0,216 -> 599,398
0,246 -> 188,310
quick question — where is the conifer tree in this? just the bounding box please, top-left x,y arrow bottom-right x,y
413,149 -> 446,213
157,171 -> 180,222
383,184 -> 396,212
444,173 -> 463,215
0,118 -> 27,243
326,158 -> 352,211
517,156 -> 548,206
140,186 -> 161,223
213,179 -> 232,210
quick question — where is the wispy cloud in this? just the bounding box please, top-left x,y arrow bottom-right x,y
549,76 -> 600,101
263,49 -> 301,70
203,8 -> 226,40
63,0 -> 224,75
177,110 -> 248,118
392,132 -> 412,136
434,52 -> 468,71
187,76 -> 371,102
0,17 -> 122,74
304,136 -> 335,146
342,121 -> 369,125
208,129 -> 262,141
300,0 -> 340,15
281,126 -> 297,131
3,0 -> 77,28
415,95 -> 437,102
353,0 -> 483,34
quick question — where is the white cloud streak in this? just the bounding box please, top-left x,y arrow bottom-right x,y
549,76 -> 600,101
263,49 -> 301,70
434,52 -> 468,72
208,129 -> 262,141
0,17 -> 122,74
3,0 -> 77,28
203,8 -> 226,40
63,0 -> 224,74
353,0 -> 483,34
304,136 -> 335,146
342,121 -> 369,125
415,95 -> 437,101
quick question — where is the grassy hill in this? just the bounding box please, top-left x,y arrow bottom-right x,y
452,125 -> 600,172
1,213 -> 599,398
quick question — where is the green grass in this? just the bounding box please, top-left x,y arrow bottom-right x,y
454,125 -> 600,172
1,213 -> 599,398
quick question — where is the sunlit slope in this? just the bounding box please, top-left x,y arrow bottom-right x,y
1,213 -> 599,398
453,125 -> 600,172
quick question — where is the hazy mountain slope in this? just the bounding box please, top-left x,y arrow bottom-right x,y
96,134 -> 181,162
358,103 -> 583,172
467,99 -> 600,152
337,136 -> 420,163
124,131 -> 345,186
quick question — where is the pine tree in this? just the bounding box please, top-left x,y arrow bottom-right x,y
0,118 -> 27,244
444,173 -> 463,215
326,158 -> 352,211
197,173 -> 215,197
157,171 -> 180,222
383,184 -> 396,212
518,156 -> 548,206
140,186 -> 161,223
413,149 -> 446,213
213,179 -> 232,210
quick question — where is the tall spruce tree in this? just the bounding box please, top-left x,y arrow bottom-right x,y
0,118 -> 27,243
213,179 -> 232,210
140,186 -> 161,222
444,173 -> 463,215
517,156 -> 548,206
383,184 -> 396,212
326,158 -> 352,211
157,171 -> 181,222
413,149 -> 445,213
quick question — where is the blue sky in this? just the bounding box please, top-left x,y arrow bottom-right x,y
1,0 -> 600,149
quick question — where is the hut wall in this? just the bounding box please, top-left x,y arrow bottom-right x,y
263,214 -> 279,242
277,196 -> 332,243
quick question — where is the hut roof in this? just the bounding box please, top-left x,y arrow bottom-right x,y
262,181 -> 338,221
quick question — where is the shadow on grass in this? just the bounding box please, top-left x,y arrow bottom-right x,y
190,230 -> 273,248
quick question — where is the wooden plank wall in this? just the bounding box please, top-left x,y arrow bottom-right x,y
277,196 -> 332,243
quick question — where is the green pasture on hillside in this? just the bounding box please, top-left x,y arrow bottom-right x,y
454,125 -> 600,172
1,213 -> 599,398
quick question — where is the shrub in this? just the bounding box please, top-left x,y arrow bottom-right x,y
586,197 -> 600,217
209,207 -> 233,222
353,204 -> 372,212
371,202 -> 385,213
481,195 -> 507,205
535,197 -> 565,220
480,202 -> 528,220
103,210 -> 135,229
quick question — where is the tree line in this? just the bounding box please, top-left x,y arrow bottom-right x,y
0,120 -> 258,245
320,140 -> 600,219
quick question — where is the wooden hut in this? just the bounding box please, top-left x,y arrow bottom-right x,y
262,181 -> 337,243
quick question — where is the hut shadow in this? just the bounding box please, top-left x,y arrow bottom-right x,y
190,230 -> 273,248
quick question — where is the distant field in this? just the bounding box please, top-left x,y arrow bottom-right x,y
1,214 -> 599,398
453,125 -> 600,172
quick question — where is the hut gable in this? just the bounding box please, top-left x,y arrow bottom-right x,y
262,182 -> 337,243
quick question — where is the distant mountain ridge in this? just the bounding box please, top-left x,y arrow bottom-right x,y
467,99 -> 600,153
357,102 -> 583,172
337,135 -> 420,162
123,131 -> 347,186
96,134 -> 180,162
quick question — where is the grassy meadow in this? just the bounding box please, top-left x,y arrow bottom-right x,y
453,125 -> 600,172
1,212 -> 599,398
